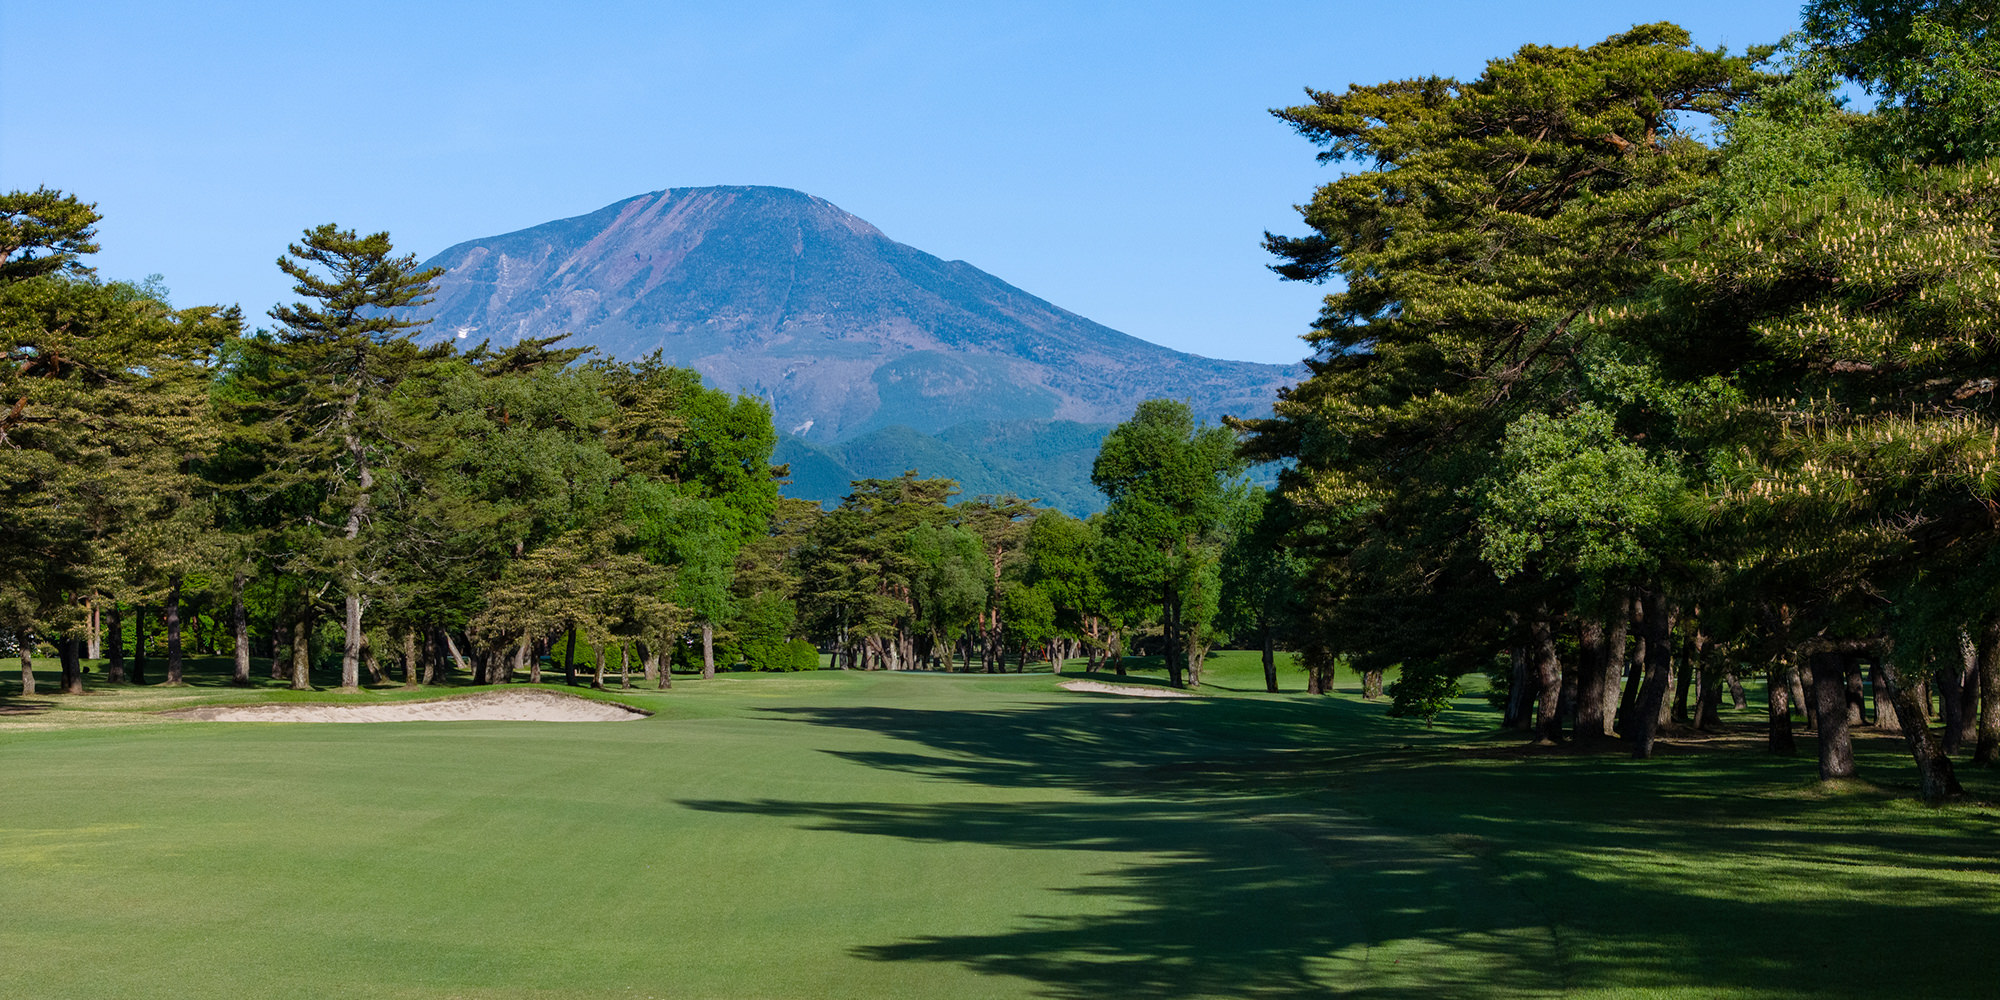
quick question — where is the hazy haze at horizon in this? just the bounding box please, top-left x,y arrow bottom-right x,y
2,1 -> 1802,366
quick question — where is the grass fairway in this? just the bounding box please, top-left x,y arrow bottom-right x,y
3,654 -> 1998,999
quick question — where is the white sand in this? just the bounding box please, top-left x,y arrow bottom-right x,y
1059,680 -> 1196,699
168,690 -> 647,723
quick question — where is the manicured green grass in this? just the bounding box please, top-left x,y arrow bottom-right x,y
3,652 -> 1995,998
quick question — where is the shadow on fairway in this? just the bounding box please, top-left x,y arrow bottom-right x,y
681,696 -> 2000,999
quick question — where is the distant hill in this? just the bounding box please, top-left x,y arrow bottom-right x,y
776,420 -> 1115,515
408,186 -> 1303,507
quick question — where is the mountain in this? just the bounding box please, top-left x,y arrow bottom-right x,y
409,186 -> 1304,450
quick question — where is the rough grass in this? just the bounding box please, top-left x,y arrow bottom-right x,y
2,652 -> 1995,999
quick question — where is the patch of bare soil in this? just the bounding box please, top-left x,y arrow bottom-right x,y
165,690 -> 648,723
1059,680 -> 1196,699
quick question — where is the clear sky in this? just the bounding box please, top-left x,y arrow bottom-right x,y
2,1 -> 1805,366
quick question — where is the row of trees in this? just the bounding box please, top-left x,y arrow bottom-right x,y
0,192 -> 1285,697
1241,1 -> 2000,798
1,204 -> 785,694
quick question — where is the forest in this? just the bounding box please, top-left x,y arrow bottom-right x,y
9,1 -> 2000,807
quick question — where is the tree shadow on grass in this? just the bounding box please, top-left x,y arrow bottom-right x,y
682,695 -> 2000,999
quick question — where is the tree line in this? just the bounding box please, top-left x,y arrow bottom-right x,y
1241,1 -> 2000,799
0,202 -> 1290,699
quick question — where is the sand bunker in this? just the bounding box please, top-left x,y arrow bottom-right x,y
168,690 -> 648,723
1059,680 -> 1196,699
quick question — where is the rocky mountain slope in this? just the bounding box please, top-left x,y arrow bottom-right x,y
410,186 -> 1304,451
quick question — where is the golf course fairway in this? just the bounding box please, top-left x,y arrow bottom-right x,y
3,654 -> 1996,999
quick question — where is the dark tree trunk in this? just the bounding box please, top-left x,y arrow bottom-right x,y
1937,660 -> 1976,755
1504,646 -> 1532,731
165,576 -> 184,686
362,631 -> 382,686
1977,626 -> 2000,767
60,635 -> 83,695
1726,671 -> 1748,710
525,634 -> 541,685
1845,660 -> 1866,727
1696,654 -> 1724,731
231,573 -> 251,686
17,636 -> 34,695
563,626 -> 578,686
1261,627 -> 1278,693
1789,666 -> 1813,730
107,604 -> 126,684
1618,628 -> 1646,733
1878,658 -> 1963,801
1576,618 -> 1609,740
1871,659 -> 1901,733
1361,667 -> 1383,700
133,605 -> 148,685
1529,618 -> 1563,744
403,628 -> 419,688
1768,665 -> 1795,754
1601,606 -> 1628,735
1808,650 -> 1857,780
1630,589 -> 1675,759
701,621 -> 716,680
289,617 -> 312,690
1672,633 -> 1694,725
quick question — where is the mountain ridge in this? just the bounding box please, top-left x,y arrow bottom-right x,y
409,185 -> 1304,447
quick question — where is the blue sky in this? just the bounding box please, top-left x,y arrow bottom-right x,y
2,1 -> 1804,366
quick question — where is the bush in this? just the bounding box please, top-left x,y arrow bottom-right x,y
1385,667 -> 1461,727
786,640 -> 821,671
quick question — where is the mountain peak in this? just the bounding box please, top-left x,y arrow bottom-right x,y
412,188 -> 1302,443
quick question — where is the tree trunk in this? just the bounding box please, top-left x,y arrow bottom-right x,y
340,591 -> 361,692
403,628 -> 419,688
87,596 -> 100,660
1504,646 -> 1533,731
1789,666 -> 1812,730
593,643 -> 605,689
1601,606 -> 1628,735
165,576 -> 185,686
362,631 -> 382,686
701,621 -> 715,680
231,573 -> 251,686
1695,655 -> 1723,731
1878,657 -> 1963,801
1529,618 -> 1563,745
17,636 -> 34,696
1630,589 -> 1675,759
620,642 -> 630,690
1768,664 -> 1795,754
1725,671 -> 1748,710
525,634 -> 541,685
1672,633 -> 1693,726
1576,618 -> 1608,739
1618,621 -> 1646,734
1845,660 -> 1866,727
1808,650 -> 1856,780
563,626 -> 578,686
1261,627 -> 1278,693
1937,660 -> 1976,755
107,605 -> 126,684
1871,659 -> 1901,733
133,605 -> 148,685
290,617 -> 311,690
1361,667 -> 1383,700
1977,625 -> 2000,767
60,635 -> 83,695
